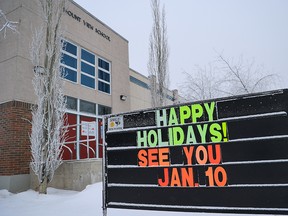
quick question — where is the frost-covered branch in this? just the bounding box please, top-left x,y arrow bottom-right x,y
180,64 -> 222,101
217,54 -> 277,95
0,9 -> 18,38
180,53 -> 279,101
148,0 -> 169,108
30,0 -> 67,194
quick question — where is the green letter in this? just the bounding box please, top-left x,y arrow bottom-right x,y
197,124 -> 208,143
168,107 -> 179,126
147,130 -> 158,147
204,102 -> 216,121
137,130 -> 147,147
158,129 -> 168,147
192,104 -> 203,123
186,125 -> 196,144
156,109 -> 167,127
179,106 -> 191,124
173,127 -> 184,145
210,123 -> 222,142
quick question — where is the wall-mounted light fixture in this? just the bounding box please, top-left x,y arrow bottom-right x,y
120,95 -> 127,101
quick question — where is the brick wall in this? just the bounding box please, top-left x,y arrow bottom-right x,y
0,101 -> 32,175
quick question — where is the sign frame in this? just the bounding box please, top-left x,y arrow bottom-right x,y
103,89 -> 288,215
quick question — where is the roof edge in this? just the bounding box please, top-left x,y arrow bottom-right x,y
70,0 -> 129,43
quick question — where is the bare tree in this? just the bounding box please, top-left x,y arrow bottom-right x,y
181,64 -> 221,101
0,9 -> 18,39
30,0 -> 67,194
148,0 -> 169,107
180,54 -> 278,101
217,54 -> 277,96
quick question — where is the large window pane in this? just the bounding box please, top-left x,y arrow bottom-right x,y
98,81 -> 110,94
64,67 -> 77,82
80,100 -> 96,114
81,62 -> 95,76
61,54 -> 77,69
98,58 -> 109,71
81,74 -> 95,89
81,49 -> 95,64
98,104 -> 111,115
65,96 -> 77,110
63,41 -> 77,56
98,69 -> 110,82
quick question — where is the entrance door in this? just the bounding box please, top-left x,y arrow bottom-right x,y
62,113 -> 103,160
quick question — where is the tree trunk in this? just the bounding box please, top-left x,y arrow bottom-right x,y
39,176 -> 48,194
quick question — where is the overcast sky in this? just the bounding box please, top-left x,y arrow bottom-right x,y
74,0 -> 288,90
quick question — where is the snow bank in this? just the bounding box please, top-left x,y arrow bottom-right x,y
0,183 -> 273,216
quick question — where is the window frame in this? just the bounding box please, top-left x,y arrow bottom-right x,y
98,57 -> 111,95
61,40 -> 78,84
80,48 -> 96,90
61,39 -> 112,95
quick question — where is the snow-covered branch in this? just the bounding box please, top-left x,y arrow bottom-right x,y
0,9 -> 18,38
148,0 -> 169,108
180,54 -> 279,101
30,0 -> 67,194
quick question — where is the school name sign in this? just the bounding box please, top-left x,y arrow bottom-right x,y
104,89 -> 288,215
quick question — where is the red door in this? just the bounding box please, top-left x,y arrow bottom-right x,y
79,116 -> 96,159
62,113 -> 77,160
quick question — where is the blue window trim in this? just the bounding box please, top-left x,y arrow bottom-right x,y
130,76 -> 149,89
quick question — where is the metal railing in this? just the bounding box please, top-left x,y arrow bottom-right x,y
62,121 -> 102,160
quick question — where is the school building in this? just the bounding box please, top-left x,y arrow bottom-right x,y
0,0 -> 185,192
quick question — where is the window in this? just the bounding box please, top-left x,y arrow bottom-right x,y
61,40 -> 78,83
61,39 -> 112,94
81,74 -> 95,89
81,48 -> 95,89
64,67 -> 77,82
63,41 -> 77,56
98,104 -> 111,115
65,96 -> 77,110
98,58 -> 109,71
98,81 -> 110,94
81,62 -> 95,76
98,58 -> 111,94
130,76 -> 149,89
80,100 -> 96,114
81,49 -> 95,64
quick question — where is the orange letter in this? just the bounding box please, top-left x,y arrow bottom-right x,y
170,168 -> 181,186
208,144 -> 221,164
158,168 -> 169,186
148,148 -> 159,166
181,167 -> 194,187
195,145 -> 208,165
214,166 -> 227,187
183,146 -> 194,165
158,148 -> 170,166
137,149 -> 147,167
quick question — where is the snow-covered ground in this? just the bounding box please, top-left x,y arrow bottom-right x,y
0,183 -> 273,216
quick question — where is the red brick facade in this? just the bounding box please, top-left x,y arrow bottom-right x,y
0,101 -> 32,175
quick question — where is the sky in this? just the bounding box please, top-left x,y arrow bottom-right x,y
73,0 -> 288,90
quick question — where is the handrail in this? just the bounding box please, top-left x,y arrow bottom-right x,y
62,120 -> 103,160
62,144 -> 73,160
79,142 -> 96,158
63,139 -> 100,159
